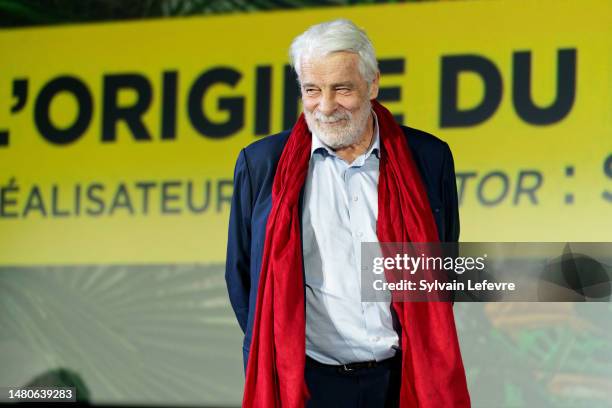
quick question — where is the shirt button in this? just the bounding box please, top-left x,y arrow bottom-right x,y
372,336 -> 381,342
352,195 -> 358,202
357,231 -> 363,237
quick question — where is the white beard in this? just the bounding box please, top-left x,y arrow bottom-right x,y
304,99 -> 372,149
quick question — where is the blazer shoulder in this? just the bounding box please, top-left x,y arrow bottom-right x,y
239,130 -> 291,185
399,126 -> 455,189
243,130 -> 291,164
400,125 -> 449,154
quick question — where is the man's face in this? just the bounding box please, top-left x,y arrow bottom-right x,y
300,52 -> 379,149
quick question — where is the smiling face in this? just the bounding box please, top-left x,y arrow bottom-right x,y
300,51 -> 379,149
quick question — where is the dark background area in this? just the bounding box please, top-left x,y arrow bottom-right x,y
0,0 -> 440,28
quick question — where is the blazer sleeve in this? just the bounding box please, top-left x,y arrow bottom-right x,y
442,142 -> 460,243
225,149 -> 252,334
441,143 -> 460,304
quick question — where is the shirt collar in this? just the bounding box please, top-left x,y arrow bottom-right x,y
311,110 -> 380,159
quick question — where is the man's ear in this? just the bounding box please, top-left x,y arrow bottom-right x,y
369,71 -> 380,100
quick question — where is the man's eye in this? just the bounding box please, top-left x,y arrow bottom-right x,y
305,88 -> 319,95
336,88 -> 351,94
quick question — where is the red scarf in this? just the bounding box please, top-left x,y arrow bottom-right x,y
243,100 -> 470,407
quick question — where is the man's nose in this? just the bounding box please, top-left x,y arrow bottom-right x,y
318,92 -> 337,115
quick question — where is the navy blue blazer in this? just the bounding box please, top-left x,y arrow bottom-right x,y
225,125 -> 460,367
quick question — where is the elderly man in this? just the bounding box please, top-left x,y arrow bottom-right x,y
226,19 -> 470,408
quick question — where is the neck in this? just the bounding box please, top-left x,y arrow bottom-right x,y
334,113 -> 374,164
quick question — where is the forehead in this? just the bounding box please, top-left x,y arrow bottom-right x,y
300,51 -> 364,85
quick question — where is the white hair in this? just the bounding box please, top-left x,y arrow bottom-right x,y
289,19 -> 378,84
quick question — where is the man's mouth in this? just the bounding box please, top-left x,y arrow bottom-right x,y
318,118 -> 347,125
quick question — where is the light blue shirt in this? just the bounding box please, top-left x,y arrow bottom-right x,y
302,112 -> 399,364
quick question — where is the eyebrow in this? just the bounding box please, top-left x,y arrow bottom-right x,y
301,82 -> 355,88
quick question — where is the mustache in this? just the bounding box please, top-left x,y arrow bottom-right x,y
313,110 -> 351,123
